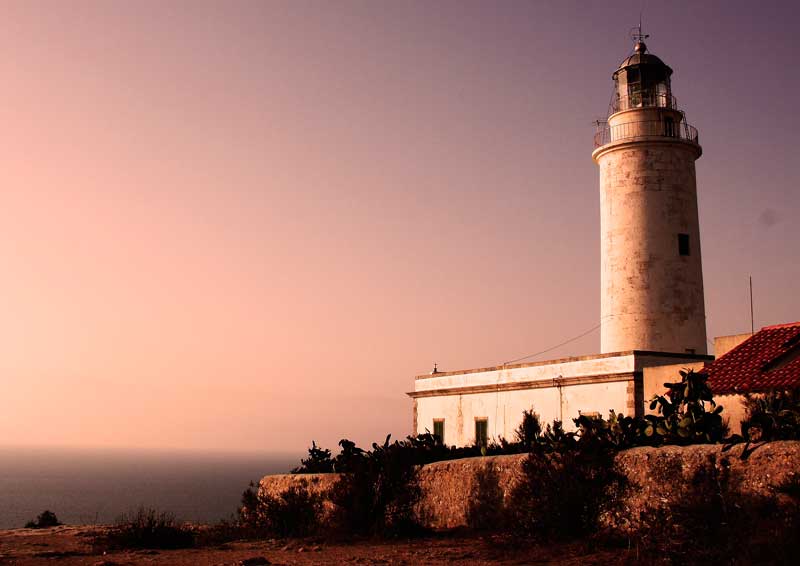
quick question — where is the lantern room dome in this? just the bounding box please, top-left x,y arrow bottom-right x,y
613,42 -> 673,80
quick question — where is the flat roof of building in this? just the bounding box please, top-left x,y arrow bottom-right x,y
415,350 -> 714,380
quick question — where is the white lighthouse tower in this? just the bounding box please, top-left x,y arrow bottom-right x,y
592,37 -> 707,355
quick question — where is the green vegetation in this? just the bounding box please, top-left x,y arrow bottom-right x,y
513,409 -> 542,451
647,368 -> 726,444
24,510 -> 62,529
99,507 -> 195,550
327,435 -> 424,537
740,388 -> 800,442
506,415 -> 627,541
239,480 -> 323,537
465,463 -> 505,531
291,441 -> 334,473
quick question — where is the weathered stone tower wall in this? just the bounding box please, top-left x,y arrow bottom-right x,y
592,42 -> 707,354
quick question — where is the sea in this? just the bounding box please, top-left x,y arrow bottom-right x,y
0,446 -> 299,530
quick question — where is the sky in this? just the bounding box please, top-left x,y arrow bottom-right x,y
1,0 -> 798,454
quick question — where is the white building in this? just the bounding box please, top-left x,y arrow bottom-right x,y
409,38 -> 713,446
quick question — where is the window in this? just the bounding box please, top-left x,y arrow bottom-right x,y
656,81 -> 670,107
433,419 -> 444,442
626,68 -> 642,107
664,116 -> 675,137
474,418 -> 488,447
678,233 -> 690,256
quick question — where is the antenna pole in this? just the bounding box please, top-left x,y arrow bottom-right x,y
749,276 -> 754,334
630,18 -> 649,44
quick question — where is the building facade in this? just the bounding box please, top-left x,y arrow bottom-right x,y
412,351 -> 711,446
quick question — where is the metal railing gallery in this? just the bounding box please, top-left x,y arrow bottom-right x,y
593,119 -> 699,148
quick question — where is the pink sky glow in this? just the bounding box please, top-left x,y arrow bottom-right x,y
1,0 -> 798,454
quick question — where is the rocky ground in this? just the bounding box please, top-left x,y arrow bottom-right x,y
0,525 -> 635,565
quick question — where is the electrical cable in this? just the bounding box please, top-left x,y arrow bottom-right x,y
503,323 -> 602,366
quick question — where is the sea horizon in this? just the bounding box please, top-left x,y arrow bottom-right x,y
0,445 -> 301,530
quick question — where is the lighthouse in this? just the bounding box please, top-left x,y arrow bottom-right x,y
592,37 -> 707,355
410,35 -> 715,446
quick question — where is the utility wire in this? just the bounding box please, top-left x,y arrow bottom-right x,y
503,323 -> 602,366
503,302 -> 713,367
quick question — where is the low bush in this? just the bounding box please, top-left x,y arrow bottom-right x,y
101,507 -> 195,550
505,418 -> 626,541
239,480 -> 322,537
465,463 -> 505,531
741,389 -> 800,442
513,409 -> 542,451
291,433 -> 529,478
291,441 -> 334,473
24,510 -> 62,529
328,435 -> 424,537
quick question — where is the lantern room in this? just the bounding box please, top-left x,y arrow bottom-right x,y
612,41 -> 674,112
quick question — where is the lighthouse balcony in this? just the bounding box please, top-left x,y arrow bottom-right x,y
593,119 -> 699,148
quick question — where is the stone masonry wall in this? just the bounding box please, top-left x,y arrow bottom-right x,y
597,141 -> 706,355
260,441 -> 800,531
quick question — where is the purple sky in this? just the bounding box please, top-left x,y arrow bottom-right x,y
1,0 -> 798,454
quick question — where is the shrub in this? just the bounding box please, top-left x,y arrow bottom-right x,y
291,441 -> 334,473
465,463 -> 506,531
329,435 -> 423,537
505,416 -> 626,541
648,369 -> 727,444
102,507 -> 195,550
24,510 -> 62,529
513,409 -> 542,451
239,480 -> 322,537
741,389 -> 800,442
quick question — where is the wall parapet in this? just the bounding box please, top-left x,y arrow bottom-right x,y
260,441 -> 800,531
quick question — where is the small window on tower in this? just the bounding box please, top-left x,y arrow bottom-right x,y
433,419 -> 444,442
664,116 -> 675,137
474,418 -> 488,447
678,233 -> 690,256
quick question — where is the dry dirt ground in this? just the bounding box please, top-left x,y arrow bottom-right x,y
0,525 -> 638,566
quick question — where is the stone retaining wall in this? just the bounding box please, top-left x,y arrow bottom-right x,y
260,441 -> 800,531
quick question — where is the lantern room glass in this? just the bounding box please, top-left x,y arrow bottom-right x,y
614,63 -> 672,110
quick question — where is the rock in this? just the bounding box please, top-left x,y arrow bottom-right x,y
239,557 -> 271,566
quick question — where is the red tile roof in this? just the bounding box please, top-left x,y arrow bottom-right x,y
705,322 -> 800,395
